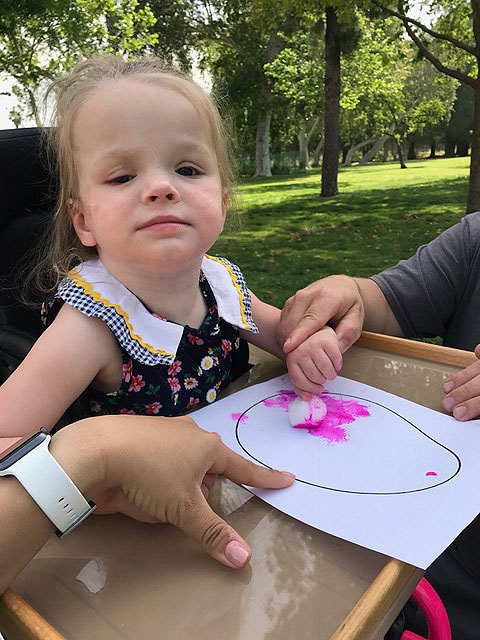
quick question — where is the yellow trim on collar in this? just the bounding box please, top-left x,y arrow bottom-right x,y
69,268 -> 175,357
204,255 -> 253,330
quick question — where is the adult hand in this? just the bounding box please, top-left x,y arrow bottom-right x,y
442,345 -> 480,421
106,415 -> 295,569
278,275 -> 365,355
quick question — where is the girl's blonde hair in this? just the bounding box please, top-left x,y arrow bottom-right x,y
30,55 -> 236,298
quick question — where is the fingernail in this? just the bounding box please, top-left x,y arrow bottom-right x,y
283,338 -> 291,351
453,405 -> 466,420
443,381 -> 454,393
443,397 -> 454,411
281,471 -> 296,479
339,339 -> 348,352
224,541 -> 249,567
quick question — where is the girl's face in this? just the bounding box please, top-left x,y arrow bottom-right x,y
70,78 -> 227,278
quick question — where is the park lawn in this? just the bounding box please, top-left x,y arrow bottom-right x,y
212,156 -> 470,307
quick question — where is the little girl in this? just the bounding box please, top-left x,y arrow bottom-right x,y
0,55 -> 341,439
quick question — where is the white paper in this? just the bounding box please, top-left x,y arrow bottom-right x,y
193,374 -> 480,569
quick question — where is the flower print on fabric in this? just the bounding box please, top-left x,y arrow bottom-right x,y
221,339 -> 232,358
129,374 -> 145,393
168,360 -> 182,375
185,377 -> 198,390
168,377 -> 181,393
123,360 -> 133,383
201,356 -> 214,371
206,388 -> 217,403
145,401 -> 162,414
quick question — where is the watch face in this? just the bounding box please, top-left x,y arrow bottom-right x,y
0,429 -> 49,471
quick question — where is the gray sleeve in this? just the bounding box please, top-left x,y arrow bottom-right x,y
370,213 -> 480,340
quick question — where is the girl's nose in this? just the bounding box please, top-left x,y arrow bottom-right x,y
142,173 -> 180,205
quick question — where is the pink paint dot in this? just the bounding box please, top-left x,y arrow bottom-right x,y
232,413 -> 248,424
426,471 -> 438,476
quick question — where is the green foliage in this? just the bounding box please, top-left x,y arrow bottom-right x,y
0,0 -> 159,126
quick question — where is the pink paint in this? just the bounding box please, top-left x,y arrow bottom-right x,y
426,471 -> 438,476
263,391 -> 296,411
263,392 -> 370,444
232,412 -> 248,424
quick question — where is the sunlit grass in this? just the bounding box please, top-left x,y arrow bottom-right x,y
213,157 -> 470,306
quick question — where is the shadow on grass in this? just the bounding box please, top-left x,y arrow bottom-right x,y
239,178 -> 467,228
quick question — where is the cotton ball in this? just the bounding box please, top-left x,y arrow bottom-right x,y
288,395 -> 327,428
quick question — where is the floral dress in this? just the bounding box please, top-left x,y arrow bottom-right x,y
41,255 -> 258,417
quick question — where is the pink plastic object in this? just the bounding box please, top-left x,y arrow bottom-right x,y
401,578 -> 451,640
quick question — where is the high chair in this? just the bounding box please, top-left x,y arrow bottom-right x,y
0,127 -> 57,384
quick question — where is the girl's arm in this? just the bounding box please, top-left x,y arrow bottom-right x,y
239,291 -> 285,359
0,414 -> 294,592
0,303 -> 119,437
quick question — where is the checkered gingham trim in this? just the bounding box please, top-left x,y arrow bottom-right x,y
206,256 -> 258,333
58,278 -> 176,366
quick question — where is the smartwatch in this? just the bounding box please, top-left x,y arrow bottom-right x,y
0,428 -> 96,538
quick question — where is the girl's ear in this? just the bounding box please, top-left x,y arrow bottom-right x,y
69,199 -> 96,247
222,189 -> 228,221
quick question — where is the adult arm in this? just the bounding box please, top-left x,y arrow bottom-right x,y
0,414 -> 294,593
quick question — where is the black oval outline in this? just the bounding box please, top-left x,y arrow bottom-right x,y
235,391 -> 461,495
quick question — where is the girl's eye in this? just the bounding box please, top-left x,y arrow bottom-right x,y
177,166 -> 199,177
109,175 -> 134,184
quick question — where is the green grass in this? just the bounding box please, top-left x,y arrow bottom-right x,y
212,156 -> 470,306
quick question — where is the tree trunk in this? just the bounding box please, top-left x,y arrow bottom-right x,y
457,141 -> 470,156
343,136 -> 375,166
360,122 -> 396,164
395,137 -> 408,169
254,109 -> 272,177
382,138 -> 391,162
445,137 -> 456,157
312,137 -> 324,167
296,117 -> 308,170
321,6 -> 341,197
407,138 -> 416,160
429,141 -> 436,158
467,80 -> 480,212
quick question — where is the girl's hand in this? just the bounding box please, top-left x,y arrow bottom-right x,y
285,326 -> 342,400
443,345 -> 480,421
99,415 -> 295,568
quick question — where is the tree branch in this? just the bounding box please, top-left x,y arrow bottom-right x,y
373,0 -> 475,88
372,0 -> 477,57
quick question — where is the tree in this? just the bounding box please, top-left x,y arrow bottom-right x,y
264,27 -> 324,169
0,0 -> 158,126
194,0 -> 298,176
371,0 -> 480,211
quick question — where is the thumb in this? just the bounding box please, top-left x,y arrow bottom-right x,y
178,489 -> 252,569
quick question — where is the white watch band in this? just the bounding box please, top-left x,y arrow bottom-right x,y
5,435 -> 96,537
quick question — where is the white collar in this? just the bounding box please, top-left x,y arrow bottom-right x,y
58,256 -> 257,366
